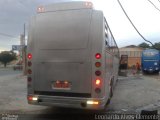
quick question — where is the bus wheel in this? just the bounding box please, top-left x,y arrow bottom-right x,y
154,71 -> 159,74
110,86 -> 113,98
142,70 -> 146,75
106,98 -> 110,105
109,79 -> 113,98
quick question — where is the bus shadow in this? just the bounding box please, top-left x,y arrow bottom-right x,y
143,72 -> 160,75
31,107 -> 109,120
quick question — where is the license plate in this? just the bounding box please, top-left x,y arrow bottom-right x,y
52,81 -> 71,90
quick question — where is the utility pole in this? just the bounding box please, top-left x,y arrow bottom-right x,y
20,34 -> 23,61
22,24 -> 27,75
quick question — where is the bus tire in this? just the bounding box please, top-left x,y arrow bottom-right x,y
142,70 -> 146,74
106,98 -> 110,105
154,71 -> 159,74
110,86 -> 113,98
109,79 -> 113,98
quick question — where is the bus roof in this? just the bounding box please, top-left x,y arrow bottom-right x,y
37,1 -> 94,13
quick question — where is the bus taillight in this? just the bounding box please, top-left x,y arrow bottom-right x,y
95,53 -> 101,59
28,96 -> 38,101
95,71 -> 101,76
28,69 -> 32,74
95,88 -> 101,93
28,96 -> 33,101
95,62 -> 101,67
28,77 -> 32,82
95,79 -> 101,86
27,53 -> 32,60
28,61 -> 32,67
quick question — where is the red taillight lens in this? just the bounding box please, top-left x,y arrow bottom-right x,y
95,53 -> 101,59
28,69 -> 32,74
27,53 -> 32,60
28,96 -> 33,101
95,71 -> 101,76
95,62 -> 101,67
27,77 -> 32,82
95,88 -> 101,93
95,79 -> 101,85
28,62 -> 32,67
28,96 -> 38,101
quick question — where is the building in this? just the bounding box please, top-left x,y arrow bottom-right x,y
119,45 -> 144,68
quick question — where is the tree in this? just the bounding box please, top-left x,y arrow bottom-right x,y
153,42 -> 160,50
0,51 -> 17,67
138,42 -> 150,49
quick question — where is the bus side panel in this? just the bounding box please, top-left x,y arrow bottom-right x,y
113,57 -> 119,87
27,17 -> 36,95
105,51 -> 113,98
90,10 -> 109,100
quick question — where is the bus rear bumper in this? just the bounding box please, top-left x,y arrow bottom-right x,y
27,94 -> 107,110
143,68 -> 159,73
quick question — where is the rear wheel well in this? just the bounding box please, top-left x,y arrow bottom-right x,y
106,77 -> 114,106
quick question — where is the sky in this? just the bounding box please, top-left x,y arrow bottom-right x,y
0,0 -> 160,52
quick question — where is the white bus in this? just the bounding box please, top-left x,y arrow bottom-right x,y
27,1 -> 119,110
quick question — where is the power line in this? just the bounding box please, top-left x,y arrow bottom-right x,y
117,0 -> 154,47
148,0 -> 160,12
0,32 -> 16,38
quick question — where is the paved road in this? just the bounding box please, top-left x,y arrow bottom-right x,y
143,73 -> 160,81
0,67 -> 20,76
0,68 -> 160,119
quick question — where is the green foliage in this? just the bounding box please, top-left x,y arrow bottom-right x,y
0,51 -> 17,67
153,42 -> 160,50
138,42 -> 150,49
138,42 -> 160,50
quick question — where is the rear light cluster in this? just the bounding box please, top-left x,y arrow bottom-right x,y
28,96 -> 38,101
94,53 -> 102,94
27,53 -> 32,83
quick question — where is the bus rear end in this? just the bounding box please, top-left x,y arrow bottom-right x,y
27,2 -> 107,110
142,49 -> 160,73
